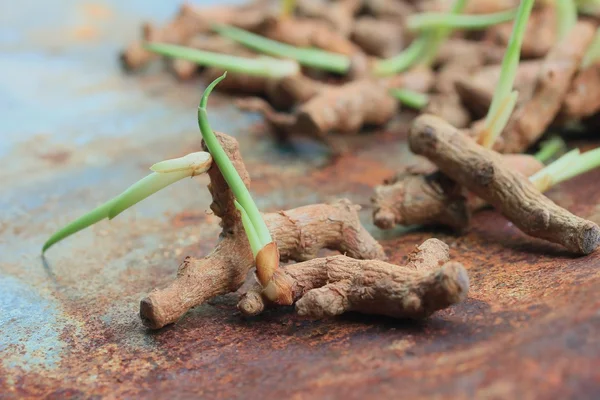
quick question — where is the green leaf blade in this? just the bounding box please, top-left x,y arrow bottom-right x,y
198,73 -> 273,248
144,42 -> 299,78
108,171 -> 191,220
212,24 -> 350,73
42,200 -> 116,254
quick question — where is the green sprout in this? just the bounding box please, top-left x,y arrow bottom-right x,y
213,0 -> 472,78
281,0 -> 297,18
42,152 -> 212,254
198,73 -> 276,270
581,27 -> 600,69
479,0 -> 535,149
418,0 -> 468,66
529,147 -> 600,192
407,8 -> 517,31
372,37 -> 430,76
533,136 -> 566,163
144,42 -> 300,78
211,24 -> 351,73
389,88 -> 429,109
577,0 -> 600,16
555,0 -> 578,41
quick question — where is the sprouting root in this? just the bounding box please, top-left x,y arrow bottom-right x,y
140,131 -> 385,329
238,238 -> 469,319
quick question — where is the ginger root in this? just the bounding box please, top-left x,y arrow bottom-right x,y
497,22 -> 596,153
372,154 -> 545,230
140,132 -> 385,329
409,114 -> 600,255
239,238 -> 470,320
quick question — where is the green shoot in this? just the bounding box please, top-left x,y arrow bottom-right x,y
480,90 -> 518,149
577,0 -> 600,16
418,0 -> 468,66
234,200 -> 261,257
552,147 -> 600,184
42,152 -> 212,254
480,0 -> 534,148
529,148 -> 580,191
42,200 -> 117,254
144,42 -> 299,78
555,0 -> 578,41
373,37 -> 429,76
198,72 -> 272,251
407,8 -> 517,32
212,24 -> 351,73
389,88 -> 429,109
534,136 -> 566,163
581,27 -> 600,69
281,0 -> 297,18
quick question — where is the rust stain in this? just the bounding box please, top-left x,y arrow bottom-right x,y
82,3 -> 113,20
38,149 -> 72,165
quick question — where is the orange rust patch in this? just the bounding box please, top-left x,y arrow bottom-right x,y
82,3 -> 113,20
38,149 -> 72,165
72,26 -> 98,41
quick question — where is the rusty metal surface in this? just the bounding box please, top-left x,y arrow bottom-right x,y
1,1 -> 600,399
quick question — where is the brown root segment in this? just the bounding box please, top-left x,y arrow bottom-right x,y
351,16 -> 404,58
297,0 -> 362,37
238,239 -> 470,319
120,2 -> 267,71
140,132 -> 385,329
562,64 -> 600,119
485,5 -> 556,58
497,22 -> 596,153
456,60 -> 542,119
294,79 -> 398,138
410,114 -> 600,255
372,154 -> 545,230
425,93 -> 471,129
365,0 -> 415,20
257,16 -> 359,55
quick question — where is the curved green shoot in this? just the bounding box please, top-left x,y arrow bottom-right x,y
480,90 -> 518,149
235,200 -> 261,257
144,42 -> 299,78
481,0 -> 534,148
198,72 -> 272,249
581,27 -> 600,69
530,148 -> 580,191
554,147 -> 600,184
389,88 -> 429,109
534,136 -> 566,163
107,171 -> 190,219
42,199 -> 117,254
556,0 -> 578,41
281,0 -> 297,17
212,24 -> 350,73
418,0 -> 468,66
407,8 -> 517,32
373,37 -> 429,76
42,152 -> 212,254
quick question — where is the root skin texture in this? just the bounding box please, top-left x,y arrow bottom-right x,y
239,239 -> 469,319
258,16 -> 359,55
372,154 -> 544,231
562,64 -> 600,119
352,16 -> 404,58
140,132 -> 385,329
410,114 -> 600,255
121,2 -> 266,71
498,22 -> 596,153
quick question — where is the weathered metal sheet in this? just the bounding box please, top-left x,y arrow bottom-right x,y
1,1 -> 599,399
